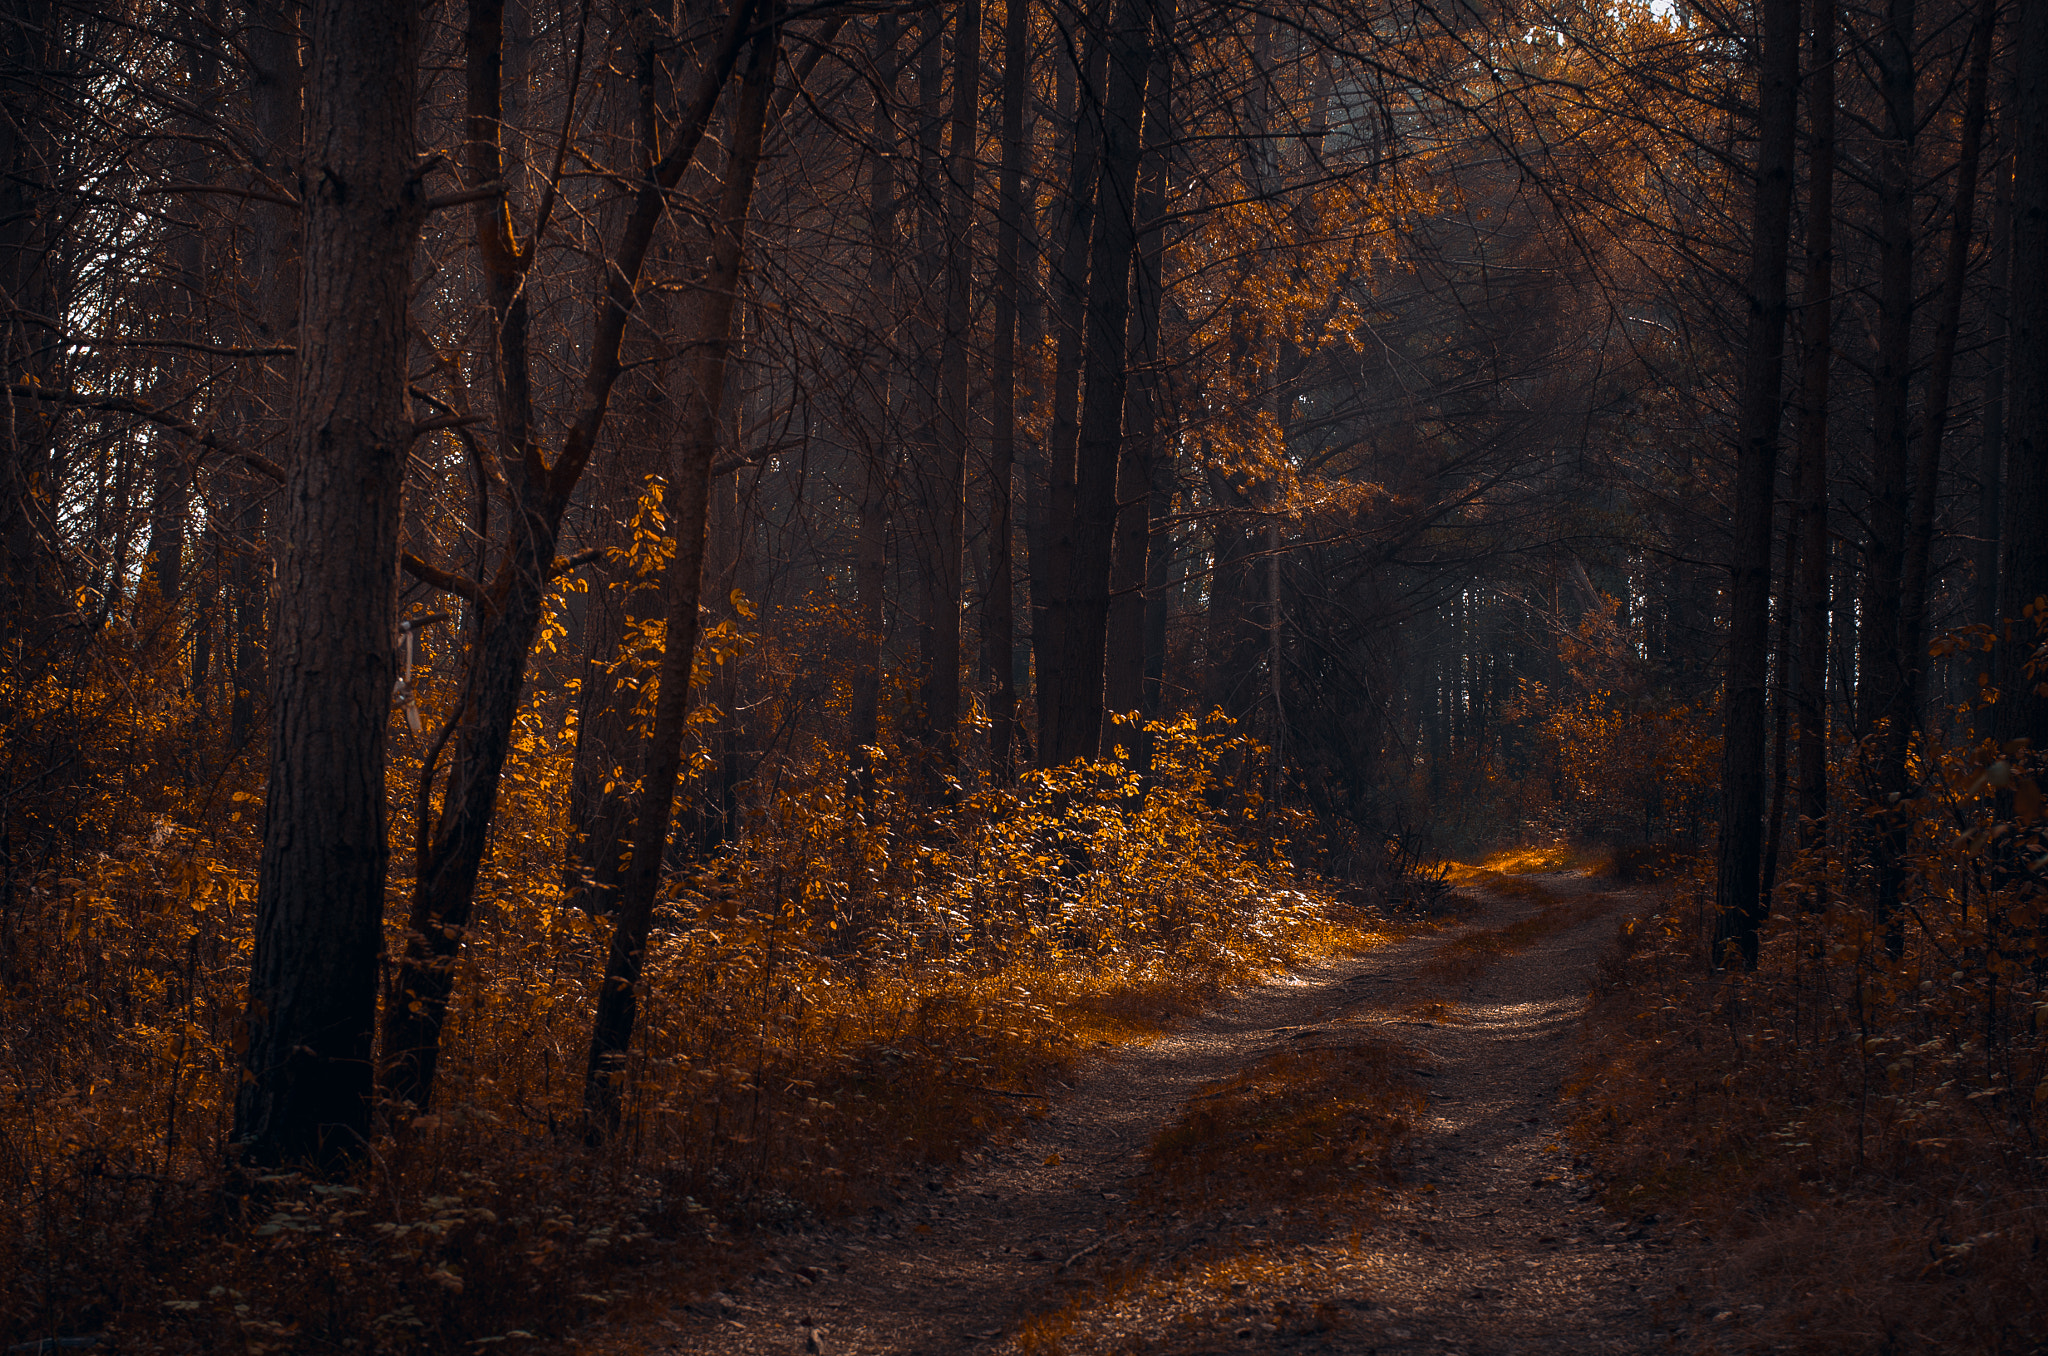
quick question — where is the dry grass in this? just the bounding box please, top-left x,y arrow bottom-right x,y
1454,844 -> 1587,878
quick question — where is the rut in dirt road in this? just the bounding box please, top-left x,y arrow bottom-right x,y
641,872 -> 1706,1356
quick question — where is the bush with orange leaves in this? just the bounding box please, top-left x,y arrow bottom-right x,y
0,599 -> 1385,1356
1480,597 -> 1717,855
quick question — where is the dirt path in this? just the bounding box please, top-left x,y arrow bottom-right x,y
640,872 -> 1706,1355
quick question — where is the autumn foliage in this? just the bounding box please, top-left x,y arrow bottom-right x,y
0,604 -> 1389,1350
1573,626 -> 2048,1354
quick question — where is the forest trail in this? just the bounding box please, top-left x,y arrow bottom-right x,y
637,872 -> 1708,1356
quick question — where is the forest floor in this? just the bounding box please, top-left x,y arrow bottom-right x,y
616,870 -> 1714,1356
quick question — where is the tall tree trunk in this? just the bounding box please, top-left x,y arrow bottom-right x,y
1034,17 -> 1107,766
143,438 -> 187,609
1761,532 -> 1798,906
1139,453 -> 1174,718
904,3 -> 947,777
929,0 -> 981,781
0,0 -> 65,658
564,567 -> 638,913
1204,466 -> 1263,723
221,0 -> 303,760
1898,0 -> 1993,735
1711,0 -> 1801,970
1975,104 -> 2013,628
849,13 -> 900,804
1994,0 -> 2048,749
1105,0 -> 1174,732
1854,0 -> 1917,958
986,0 -> 1028,784
1793,0 -> 1837,913
233,0 -> 425,1169
583,20 -> 776,1140
1040,0 -> 1153,767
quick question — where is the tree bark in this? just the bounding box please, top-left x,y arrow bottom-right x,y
904,3 -> 947,779
1039,0 -> 1153,768
233,0 -> 425,1169
1975,103 -> 2013,629
986,0 -> 1029,784
1994,0 -> 2048,750
1711,0 -> 1801,970
0,0 -> 68,659
849,13 -> 900,805
1034,14 -> 1107,766
1898,0 -> 1993,735
1853,0 -> 1917,958
1792,0 -> 1837,913
583,19 -> 776,1141
1761,529 -> 1798,907
1204,465 -> 1264,723
377,0 -> 762,1118
218,0 -> 303,758
929,0 -> 981,782
1105,0 -> 1174,733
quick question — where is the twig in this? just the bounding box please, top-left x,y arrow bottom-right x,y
424,181 -> 506,211
8,382 -> 283,480
1060,1238 -> 1106,1269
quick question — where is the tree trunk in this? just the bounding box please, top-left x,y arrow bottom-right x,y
1975,103 -> 2013,629
1994,0 -> 2048,750
1710,0 -> 1801,970
904,3 -> 947,780
1204,467 -> 1264,723
1034,15 -> 1107,766
1039,0 -> 1153,768
1761,530 -> 1797,906
0,1 -> 69,660
564,568 -> 638,914
219,0 -> 303,760
376,0 -> 761,1119
850,14 -> 900,804
986,0 -> 1028,784
1898,0 -> 1994,736
1853,0 -> 1917,959
233,0 -> 425,1170
930,0 -> 981,781
583,20 -> 776,1141
1105,0 -> 1174,733
1793,0 -> 1837,913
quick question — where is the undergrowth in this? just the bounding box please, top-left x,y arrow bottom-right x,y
0,676 -> 1401,1354
1572,720 -> 2048,1355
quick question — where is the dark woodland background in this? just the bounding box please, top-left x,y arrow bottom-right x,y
1,0 -> 2045,1348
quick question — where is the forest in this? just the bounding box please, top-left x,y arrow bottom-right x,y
1,0 -> 2044,1349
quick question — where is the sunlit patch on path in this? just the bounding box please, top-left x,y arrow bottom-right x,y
631,870 -> 1708,1356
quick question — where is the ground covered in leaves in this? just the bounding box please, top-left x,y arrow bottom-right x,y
608,867 -> 1711,1355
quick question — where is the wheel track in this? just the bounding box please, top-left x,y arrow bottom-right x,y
632,871 -> 1705,1356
